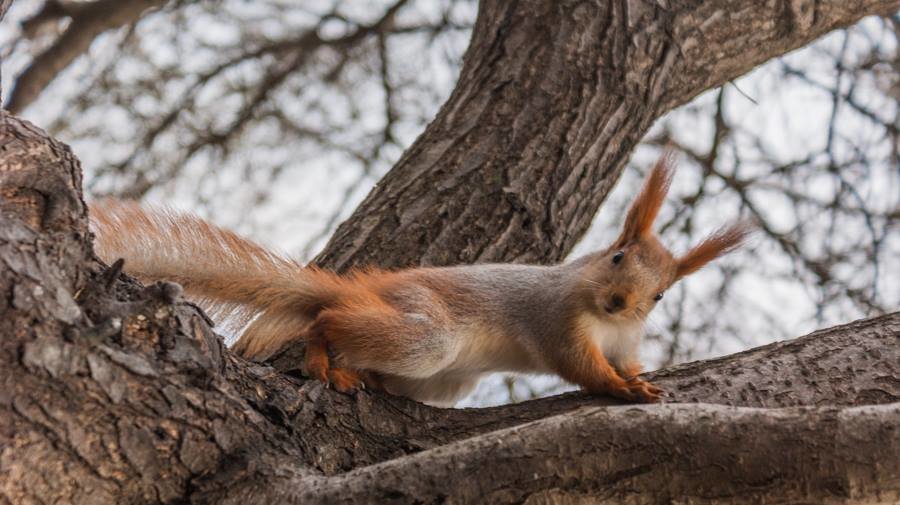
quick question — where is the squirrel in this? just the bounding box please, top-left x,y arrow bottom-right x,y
89,154 -> 749,406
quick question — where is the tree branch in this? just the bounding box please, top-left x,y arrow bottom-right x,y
286,403 -> 900,505
5,0 -> 169,113
0,0 -> 12,101
0,0 -> 10,22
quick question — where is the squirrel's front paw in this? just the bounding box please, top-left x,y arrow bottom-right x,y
624,376 -> 663,403
605,377 -> 663,403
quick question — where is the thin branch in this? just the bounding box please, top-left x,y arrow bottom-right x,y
5,0 -> 171,113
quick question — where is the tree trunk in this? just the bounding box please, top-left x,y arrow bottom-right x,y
2,0 -> 900,503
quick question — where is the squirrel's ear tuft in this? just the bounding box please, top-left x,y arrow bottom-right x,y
618,151 -> 676,243
676,221 -> 752,279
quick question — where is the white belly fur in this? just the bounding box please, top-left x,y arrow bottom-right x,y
380,372 -> 482,408
382,322 -> 545,406
577,314 -> 644,369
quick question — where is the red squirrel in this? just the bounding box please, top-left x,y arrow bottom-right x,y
90,154 -> 749,406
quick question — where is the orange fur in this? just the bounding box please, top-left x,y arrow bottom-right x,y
304,326 -> 331,383
317,280 -> 455,379
676,222 -> 752,279
553,330 -> 662,403
91,199 -> 350,360
618,151 -> 676,243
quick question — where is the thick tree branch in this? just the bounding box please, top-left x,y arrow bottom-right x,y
0,113 -> 312,504
5,0 -> 169,113
286,403 -> 900,505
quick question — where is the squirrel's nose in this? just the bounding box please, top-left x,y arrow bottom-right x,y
605,294 -> 626,314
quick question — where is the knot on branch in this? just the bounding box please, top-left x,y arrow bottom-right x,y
0,111 -> 86,234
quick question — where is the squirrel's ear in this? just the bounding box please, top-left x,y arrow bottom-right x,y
618,152 -> 676,243
675,222 -> 752,279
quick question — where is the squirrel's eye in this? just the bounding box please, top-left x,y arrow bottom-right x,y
653,292 -> 664,302
612,251 -> 624,264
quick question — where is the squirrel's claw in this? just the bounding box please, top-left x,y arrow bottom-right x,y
328,368 -> 365,393
306,359 -> 330,385
621,377 -> 663,403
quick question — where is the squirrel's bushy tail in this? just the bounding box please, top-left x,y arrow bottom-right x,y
89,200 -> 346,359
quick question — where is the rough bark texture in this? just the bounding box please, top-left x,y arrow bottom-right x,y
2,0 -> 900,504
290,404 -> 900,505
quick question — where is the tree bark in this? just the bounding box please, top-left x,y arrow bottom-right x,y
2,0 -> 900,503
289,404 -> 900,505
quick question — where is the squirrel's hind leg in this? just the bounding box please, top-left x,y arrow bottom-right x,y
314,301 -> 456,382
306,320 -> 368,392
